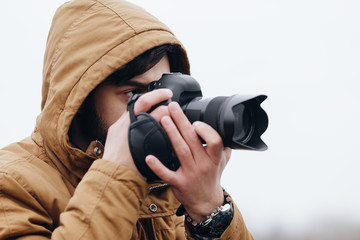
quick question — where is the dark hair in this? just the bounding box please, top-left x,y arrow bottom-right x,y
103,44 -> 186,85
70,44 -> 188,147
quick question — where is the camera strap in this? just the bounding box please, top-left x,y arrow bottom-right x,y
127,94 -> 180,182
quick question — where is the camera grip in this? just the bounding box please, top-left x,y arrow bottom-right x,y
127,94 -> 179,182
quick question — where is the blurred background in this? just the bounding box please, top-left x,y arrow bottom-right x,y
1,0 -> 359,239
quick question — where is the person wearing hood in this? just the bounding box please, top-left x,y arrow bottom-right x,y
0,0 -> 254,239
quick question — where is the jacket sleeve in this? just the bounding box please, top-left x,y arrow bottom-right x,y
0,159 -> 149,239
184,201 -> 254,240
0,167 -> 53,239
52,159 -> 149,239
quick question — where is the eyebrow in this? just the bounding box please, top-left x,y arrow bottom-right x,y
115,80 -> 149,88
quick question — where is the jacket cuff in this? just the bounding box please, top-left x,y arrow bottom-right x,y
184,200 -> 253,240
220,203 -> 254,239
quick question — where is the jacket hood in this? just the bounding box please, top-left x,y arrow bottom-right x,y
31,0 -> 190,180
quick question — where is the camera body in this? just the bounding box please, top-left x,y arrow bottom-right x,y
127,73 -> 268,181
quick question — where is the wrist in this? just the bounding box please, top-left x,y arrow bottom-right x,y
177,189 -> 234,238
183,188 -> 224,223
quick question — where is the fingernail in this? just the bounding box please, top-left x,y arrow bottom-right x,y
162,116 -> 172,126
169,102 -> 178,112
193,121 -> 200,127
146,156 -> 153,164
164,89 -> 173,97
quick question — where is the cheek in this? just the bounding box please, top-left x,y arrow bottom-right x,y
101,103 -> 127,126
94,89 -> 127,126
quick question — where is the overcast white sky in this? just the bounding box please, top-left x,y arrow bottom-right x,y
1,0 -> 360,238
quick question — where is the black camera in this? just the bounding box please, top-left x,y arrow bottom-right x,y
127,73 -> 268,181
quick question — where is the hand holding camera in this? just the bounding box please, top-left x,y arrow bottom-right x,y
102,88 -> 174,180
127,73 -> 268,181
145,100 -> 230,223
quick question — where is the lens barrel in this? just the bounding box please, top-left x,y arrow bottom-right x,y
183,95 -> 268,151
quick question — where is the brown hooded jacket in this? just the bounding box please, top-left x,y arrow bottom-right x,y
0,0 -> 253,239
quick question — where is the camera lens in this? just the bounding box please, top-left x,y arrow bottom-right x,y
183,94 -> 267,150
232,104 -> 253,142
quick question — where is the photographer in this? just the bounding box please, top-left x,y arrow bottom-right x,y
0,0 -> 253,239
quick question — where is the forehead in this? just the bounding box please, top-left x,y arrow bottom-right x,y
129,55 -> 170,85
